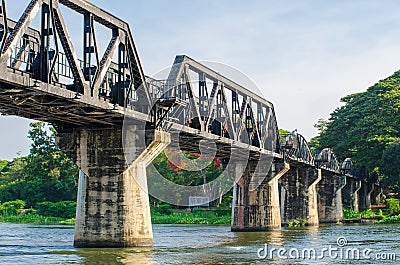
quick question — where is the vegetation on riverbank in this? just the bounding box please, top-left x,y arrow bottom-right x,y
288,219 -> 307,228
0,214 -> 75,225
342,198 -> 400,224
151,204 -> 231,225
0,200 -> 76,225
0,200 -> 232,225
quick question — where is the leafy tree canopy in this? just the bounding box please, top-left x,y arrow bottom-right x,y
381,142 -> 400,192
316,70 -> 400,189
0,160 -> 7,171
0,122 -> 78,206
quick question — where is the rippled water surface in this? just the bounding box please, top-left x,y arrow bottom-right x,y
0,223 -> 399,264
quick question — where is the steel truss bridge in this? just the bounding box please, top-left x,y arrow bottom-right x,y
0,0 -> 376,173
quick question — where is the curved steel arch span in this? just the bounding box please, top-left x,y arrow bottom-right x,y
315,148 -> 340,173
282,131 -> 314,165
341,158 -> 355,175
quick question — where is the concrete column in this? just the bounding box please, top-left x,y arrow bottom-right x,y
341,176 -> 361,212
317,173 -> 345,223
358,181 -> 374,211
59,127 -> 170,247
280,166 -> 321,226
371,185 -> 383,205
231,161 -> 290,231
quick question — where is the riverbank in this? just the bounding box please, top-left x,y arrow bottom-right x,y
1,201 -> 400,226
2,211 -> 400,225
0,212 -> 230,225
0,214 -> 75,225
151,210 -> 231,225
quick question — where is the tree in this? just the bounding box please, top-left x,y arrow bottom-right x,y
317,70 -> 400,172
0,122 -> 78,206
0,157 -> 27,184
0,160 -> 7,171
309,119 -> 328,156
381,142 -> 400,192
22,122 -> 78,206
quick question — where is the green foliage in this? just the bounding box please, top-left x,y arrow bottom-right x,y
0,160 -> 8,172
309,119 -> 329,155
0,157 -> 28,185
316,71 -> 400,190
381,143 -> 400,192
0,122 -> 78,206
278,129 -> 290,142
0,200 -> 26,216
386,198 -> 400,215
343,208 -> 361,220
376,214 -> 400,224
361,209 -> 376,219
149,149 -> 224,206
152,204 -> 173,215
151,208 -> 231,225
288,219 -> 307,228
0,214 -> 72,225
36,201 -> 76,219
0,181 -> 24,203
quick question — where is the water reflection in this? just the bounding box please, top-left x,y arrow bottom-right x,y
0,223 -> 399,264
76,248 -> 154,265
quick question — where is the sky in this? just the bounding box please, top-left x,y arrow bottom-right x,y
2,0 -> 400,160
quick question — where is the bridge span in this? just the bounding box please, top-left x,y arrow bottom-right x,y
0,0 -> 381,247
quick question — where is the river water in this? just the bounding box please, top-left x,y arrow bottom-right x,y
0,223 -> 399,264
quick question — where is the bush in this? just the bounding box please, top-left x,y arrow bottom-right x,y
153,204 -> 173,215
361,209 -> 376,219
214,208 -> 231,216
0,181 -> 24,203
288,219 -> 307,228
0,200 -> 26,216
36,201 -> 76,219
343,208 -> 361,220
376,214 -> 400,224
386,198 -> 400,215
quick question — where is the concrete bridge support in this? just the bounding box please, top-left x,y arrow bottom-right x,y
341,177 -> 361,212
317,174 -> 345,223
231,161 -> 290,231
280,167 -> 322,225
358,182 -> 374,211
58,127 -> 170,247
371,185 -> 383,205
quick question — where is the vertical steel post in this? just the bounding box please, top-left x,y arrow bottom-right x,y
117,42 -> 126,106
40,3 -> 51,83
83,13 -> 92,82
0,0 -> 8,52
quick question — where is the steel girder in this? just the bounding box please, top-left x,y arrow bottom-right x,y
315,148 -> 341,174
157,55 -> 281,153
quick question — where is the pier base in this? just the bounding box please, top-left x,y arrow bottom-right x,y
231,161 -> 289,231
280,167 -> 321,225
317,174 -> 345,223
59,127 -> 170,247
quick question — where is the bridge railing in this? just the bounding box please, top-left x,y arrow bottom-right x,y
5,27 -> 137,105
146,74 -> 280,152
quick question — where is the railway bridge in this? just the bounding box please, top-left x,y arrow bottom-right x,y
0,0 -> 381,247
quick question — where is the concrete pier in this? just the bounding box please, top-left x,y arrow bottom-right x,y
341,176 -> 361,212
358,181 -> 374,211
59,127 -> 170,247
371,186 -> 383,205
317,173 -> 345,223
280,167 -> 321,225
231,161 -> 290,231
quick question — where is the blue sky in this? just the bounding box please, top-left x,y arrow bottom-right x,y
2,0 -> 400,160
